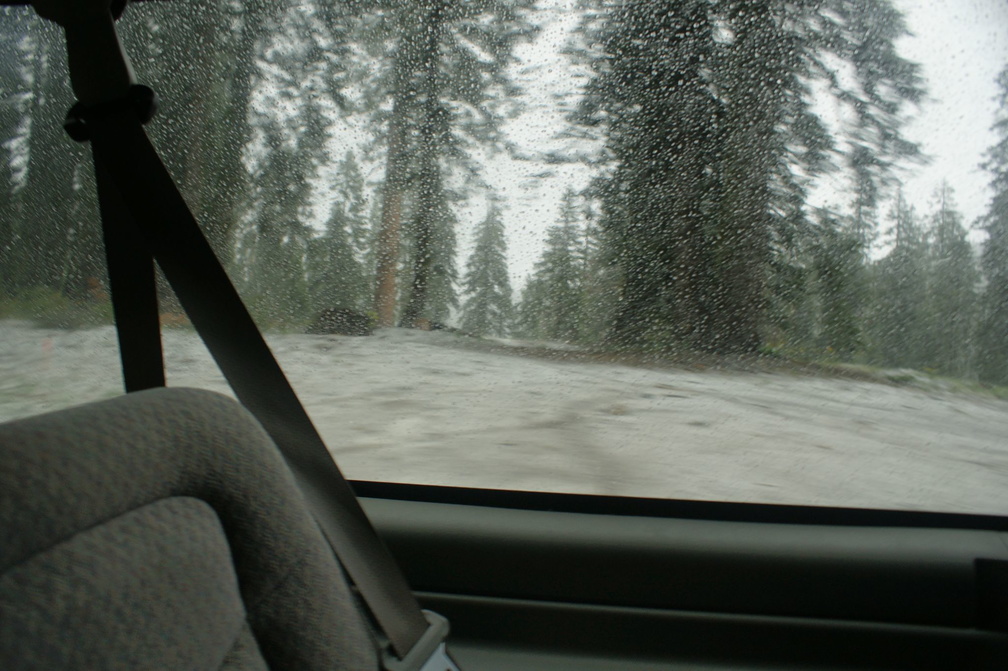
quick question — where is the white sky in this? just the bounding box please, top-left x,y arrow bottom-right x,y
891,0 -> 1008,231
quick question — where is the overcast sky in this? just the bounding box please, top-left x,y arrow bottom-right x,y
468,0 -> 1008,288
891,0 -> 1008,231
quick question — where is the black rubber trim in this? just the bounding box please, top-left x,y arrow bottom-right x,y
351,480 -> 1008,531
420,592 -> 1008,671
0,0 -> 162,5
363,497 -> 1008,628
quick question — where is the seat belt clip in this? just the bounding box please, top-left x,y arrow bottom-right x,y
382,610 -> 460,671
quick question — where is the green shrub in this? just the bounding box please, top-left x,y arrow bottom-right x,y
0,288 -> 113,329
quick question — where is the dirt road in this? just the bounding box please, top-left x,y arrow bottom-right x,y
3,321 -> 1007,515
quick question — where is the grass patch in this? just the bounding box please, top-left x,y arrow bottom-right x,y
0,288 -> 112,329
804,360 -> 1008,400
471,334 -> 1008,401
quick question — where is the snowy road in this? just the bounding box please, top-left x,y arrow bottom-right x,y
2,320 -> 1007,515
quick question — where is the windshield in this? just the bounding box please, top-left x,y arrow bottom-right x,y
1,0 -> 1007,515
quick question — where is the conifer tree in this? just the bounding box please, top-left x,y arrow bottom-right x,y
814,211 -> 865,357
242,127 -> 310,328
0,14 -> 20,154
0,12 -> 32,297
764,170 -> 820,353
239,2 -> 354,328
849,146 -> 881,258
519,189 -> 583,342
461,206 -> 514,337
16,23 -> 103,300
869,189 -> 929,368
707,0 -> 798,353
121,0 -> 285,264
362,195 -> 386,300
307,152 -> 369,316
574,0 -> 720,351
978,65 -> 1008,385
404,181 -> 459,326
360,0 -> 536,327
576,200 -> 620,344
338,152 -> 372,271
515,275 -> 546,340
922,183 -> 979,377
398,110 -> 457,328
570,0 -> 922,354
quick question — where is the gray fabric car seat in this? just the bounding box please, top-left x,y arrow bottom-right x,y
0,387 -> 380,671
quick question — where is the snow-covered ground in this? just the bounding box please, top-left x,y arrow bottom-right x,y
2,319 -> 1008,515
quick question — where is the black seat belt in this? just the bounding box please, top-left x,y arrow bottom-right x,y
66,91 -> 457,671
92,118 -> 164,394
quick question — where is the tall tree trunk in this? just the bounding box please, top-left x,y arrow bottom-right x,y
399,159 -> 437,328
372,34 -> 417,328
395,2 -> 444,329
372,93 -> 407,327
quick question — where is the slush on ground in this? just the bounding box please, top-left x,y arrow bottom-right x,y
2,320 -> 1006,515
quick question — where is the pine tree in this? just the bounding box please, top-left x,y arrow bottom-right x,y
16,22 -> 102,299
402,177 -> 459,326
307,152 -> 369,316
576,199 -> 620,344
519,189 -> 583,342
460,206 -> 513,337
764,170 -> 820,353
0,1 -> 282,313
238,1 -> 355,328
574,0 -> 719,351
869,189 -> 929,368
121,0 -> 285,264
978,66 -> 1008,385
338,152 -> 372,272
398,97 -> 456,328
360,0 -> 536,327
242,127 -> 310,328
362,195 -> 386,300
0,11 -> 32,297
515,275 -> 547,340
849,146 -> 881,258
707,0 -> 798,353
814,210 -> 865,357
570,0 -> 922,354
923,182 -> 979,377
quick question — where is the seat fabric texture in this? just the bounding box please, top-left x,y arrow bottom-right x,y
0,387 -> 379,671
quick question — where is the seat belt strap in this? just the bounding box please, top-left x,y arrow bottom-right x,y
77,101 -> 435,662
94,157 -> 165,393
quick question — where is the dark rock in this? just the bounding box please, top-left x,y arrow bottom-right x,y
307,308 -> 375,336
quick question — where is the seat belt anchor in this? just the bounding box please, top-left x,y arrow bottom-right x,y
382,610 -> 460,671
64,85 -> 158,143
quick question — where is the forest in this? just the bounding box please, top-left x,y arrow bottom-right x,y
0,0 -> 1006,386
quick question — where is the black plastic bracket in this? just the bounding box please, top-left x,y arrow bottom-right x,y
64,84 -> 157,142
382,610 -> 459,671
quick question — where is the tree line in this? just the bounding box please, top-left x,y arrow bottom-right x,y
0,0 -> 534,329
0,0 -> 1005,385
517,177 -> 1006,385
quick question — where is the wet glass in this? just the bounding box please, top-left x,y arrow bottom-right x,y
1,0 -> 1007,515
